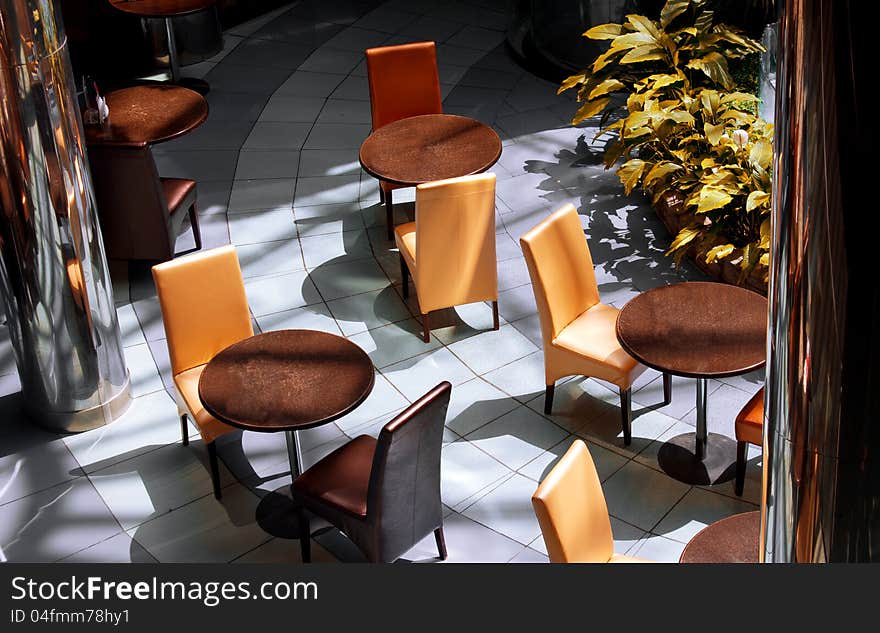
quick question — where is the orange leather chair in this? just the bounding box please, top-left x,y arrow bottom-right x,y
735,388 -> 764,496
532,439 -> 646,562
395,173 -> 499,342
521,204 -> 669,445
365,41 -> 442,240
151,246 -> 254,499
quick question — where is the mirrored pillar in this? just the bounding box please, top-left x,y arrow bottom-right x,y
0,0 -> 130,431
765,0 -> 879,562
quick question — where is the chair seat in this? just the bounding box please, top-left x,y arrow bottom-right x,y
161,178 -> 196,215
552,302 -> 642,385
292,435 -> 377,518
735,389 -> 764,446
173,364 -> 237,444
609,553 -> 648,563
394,221 -> 417,270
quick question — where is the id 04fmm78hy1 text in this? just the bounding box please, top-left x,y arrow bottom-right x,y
10,608 -> 129,626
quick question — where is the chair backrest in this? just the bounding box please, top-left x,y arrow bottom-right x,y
87,144 -> 173,260
151,245 -> 253,375
365,41 -> 442,131
367,381 -> 452,561
414,173 -> 497,312
532,439 -> 614,563
520,204 -> 600,343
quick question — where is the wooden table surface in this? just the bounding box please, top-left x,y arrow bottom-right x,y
616,281 -> 768,379
84,85 -> 208,147
199,330 -> 375,433
109,0 -> 217,18
359,114 -> 502,186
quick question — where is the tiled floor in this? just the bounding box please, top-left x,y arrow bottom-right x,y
0,0 -> 764,564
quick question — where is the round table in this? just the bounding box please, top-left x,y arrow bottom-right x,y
616,281 -> 767,484
109,0 -> 217,94
359,113 -> 502,239
199,330 -> 375,479
84,85 -> 208,147
679,511 -> 761,563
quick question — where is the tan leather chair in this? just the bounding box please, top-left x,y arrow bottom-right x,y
520,204 -> 670,445
88,143 -> 201,261
735,388 -> 763,496
532,439 -> 646,562
151,245 -> 254,499
395,173 -> 499,343
365,41 -> 442,240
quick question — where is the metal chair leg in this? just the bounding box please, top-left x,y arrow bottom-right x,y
189,203 -> 202,251
296,505 -> 311,563
544,383 -> 555,415
399,252 -> 409,299
434,526 -> 447,560
207,441 -> 222,500
735,441 -> 747,496
619,387 -> 632,445
179,411 -> 189,446
491,300 -> 499,330
385,188 -> 394,241
663,373 -> 672,405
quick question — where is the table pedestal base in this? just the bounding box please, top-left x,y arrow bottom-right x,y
657,432 -> 738,485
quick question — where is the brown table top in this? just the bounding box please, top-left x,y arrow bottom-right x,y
198,330 -> 375,433
616,281 -> 767,379
679,511 -> 760,563
84,85 -> 208,147
109,0 -> 216,18
359,114 -> 502,186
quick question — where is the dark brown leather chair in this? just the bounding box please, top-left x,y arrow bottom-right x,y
292,381 -> 452,563
87,144 -> 201,261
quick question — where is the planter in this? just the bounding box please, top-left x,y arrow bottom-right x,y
654,191 -> 769,295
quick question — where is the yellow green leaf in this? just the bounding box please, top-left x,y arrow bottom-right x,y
687,53 -> 733,89
611,32 -> 657,50
626,14 -> 661,40
643,161 -> 681,188
667,226 -> 702,253
750,139 -> 772,170
588,79 -> 626,99
558,73 -> 587,94
620,45 -> 666,64
585,23 -> 624,40
660,0 -> 691,28
746,190 -> 770,212
705,243 -> 736,263
571,98 -> 611,124
693,186 -> 732,213
704,122 -> 725,145
617,158 -> 647,195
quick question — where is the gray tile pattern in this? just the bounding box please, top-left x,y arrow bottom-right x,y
0,0 -> 761,564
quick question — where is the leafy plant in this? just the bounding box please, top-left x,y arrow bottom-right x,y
559,0 -> 772,282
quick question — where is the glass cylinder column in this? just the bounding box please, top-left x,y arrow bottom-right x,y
0,0 -> 131,432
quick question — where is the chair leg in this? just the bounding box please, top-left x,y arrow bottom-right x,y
188,203 -> 202,251
399,252 -> 409,299
735,441 -> 747,496
620,387 -> 632,446
663,372 -> 672,405
179,412 -> 189,446
207,441 -> 222,500
385,188 -> 394,241
491,300 -> 500,330
421,312 -> 430,343
296,505 -> 311,563
434,527 -> 447,560
544,383 -> 555,415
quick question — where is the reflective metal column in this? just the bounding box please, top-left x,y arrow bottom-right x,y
0,0 -> 130,431
764,0 -> 879,562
